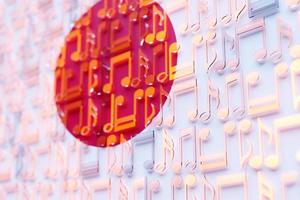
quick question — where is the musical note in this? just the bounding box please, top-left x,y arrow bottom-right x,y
110,12 -> 138,55
81,99 -> 98,136
198,127 -> 228,173
172,127 -> 197,174
56,63 -> 87,103
245,64 -> 288,118
131,49 -> 150,88
249,118 -> 279,170
123,131 -> 155,176
155,129 -> 174,175
145,87 -> 156,126
217,72 -> 245,122
60,100 -> 84,135
238,119 -> 254,168
236,19 -> 267,64
106,148 -> 123,176
269,18 -> 293,64
216,173 -> 248,200
145,4 -> 168,45
199,79 -> 220,123
103,89 -> 144,135
165,77 -> 199,127
102,51 -> 133,94
66,29 -> 83,62
90,21 -> 108,59
152,85 -> 169,128
156,42 -> 180,83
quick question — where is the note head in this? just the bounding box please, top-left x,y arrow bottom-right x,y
192,35 -> 203,47
190,23 -> 200,33
217,108 -> 229,122
71,52 -> 81,62
249,155 -> 263,170
144,160 -> 154,173
199,128 -> 210,142
150,180 -> 160,193
102,83 -> 112,94
233,107 -> 245,120
131,78 -> 141,88
275,63 -> 289,79
118,3 -> 128,15
97,9 -> 107,19
121,76 -> 131,88
107,8 -> 117,19
164,116 -> 175,128
156,31 -> 167,42
185,174 -> 197,188
264,155 -> 279,170
145,33 -> 156,45
156,72 -> 168,84
80,126 -> 91,136
227,59 -> 240,72
103,123 -> 113,133
172,176 -> 183,189
248,72 -> 260,86
289,45 -> 300,59
239,119 -> 252,134
269,50 -> 282,64
172,162 -> 182,175
179,24 -> 189,36
123,164 -> 133,177
188,110 -> 198,122
145,74 -> 155,85
255,49 -> 267,64
224,121 -> 237,137
199,112 -> 211,123
72,124 -> 81,135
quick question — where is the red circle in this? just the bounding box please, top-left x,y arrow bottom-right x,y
55,1 -> 177,147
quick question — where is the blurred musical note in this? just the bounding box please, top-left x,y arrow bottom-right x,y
155,129 -> 174,175
236,19 -> 267,64
199,79 -> 220,123
249,118 -> 279,170
198,127 -> 228,173
216,173 -> 248,200
245,65 -> 288,118
217,72 -> 245,122
269,18 -> 293,64
165,77 -> 199,127
172,127 -> 197,174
